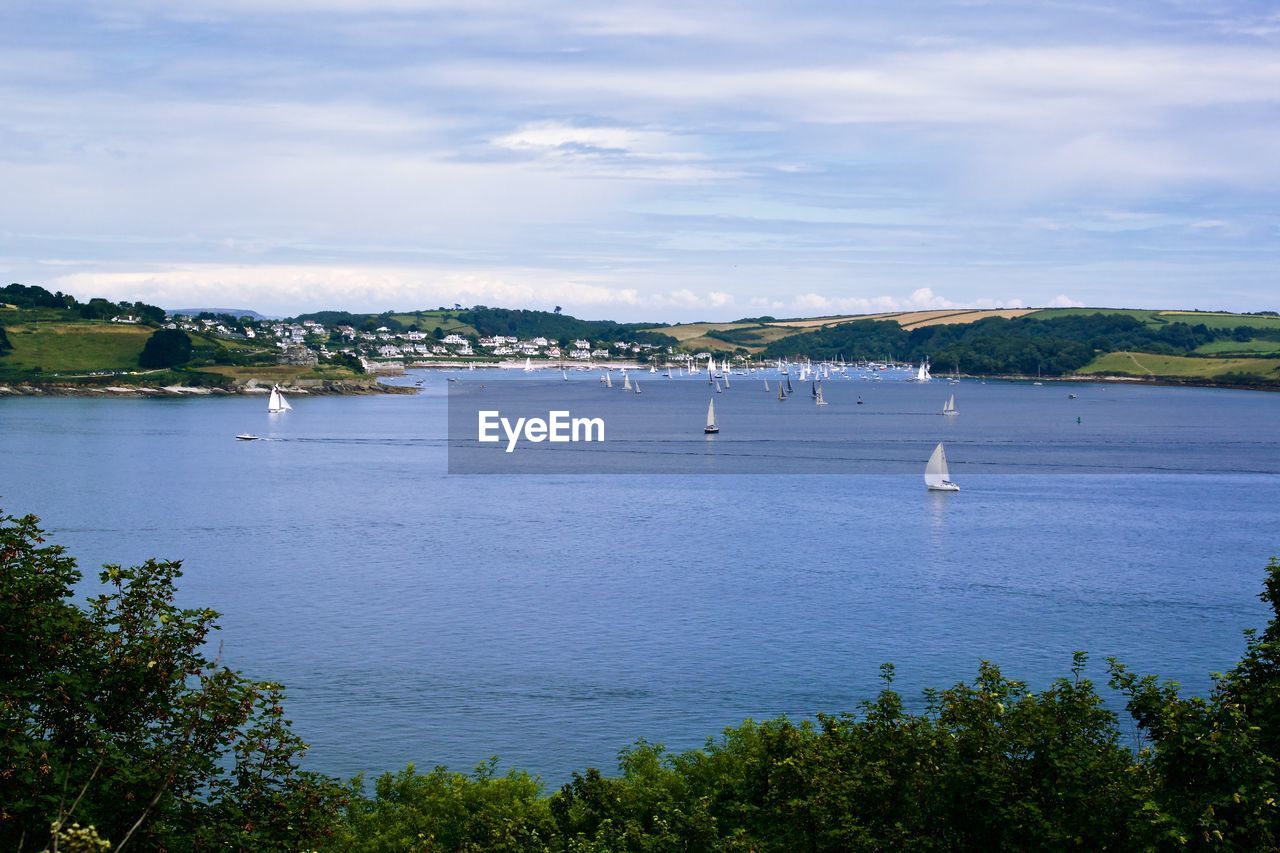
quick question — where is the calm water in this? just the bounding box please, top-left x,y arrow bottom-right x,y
2,371 -> 1279,784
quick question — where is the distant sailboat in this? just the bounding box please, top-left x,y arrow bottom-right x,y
704,398 -> 719,433
267,386 -> 291,413
778,382 -> 786,401
562,369 -> 569,381
917,359 -> 932,382
924,442 -> 960,491
523,357 -> 533,372
815,384 -> 828,406
634,381 -> 641,394
785,376 -> 793,393
623,372 -> 631,391
715,379 -> 723,393
942,394 -> 958,416
606,371 -> 613,388
723,373 -> 730,389
763,379 -> 770,392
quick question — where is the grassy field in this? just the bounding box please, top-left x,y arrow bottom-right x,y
197,364 -> 363,383
1029,308 -> 1280,330
1193,338 -> 1280,356
1080,351 -> 1280,380
386,311 -> 477,335
0,322 -> 152,376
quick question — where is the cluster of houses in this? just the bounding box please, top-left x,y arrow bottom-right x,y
163,312 -> 665,370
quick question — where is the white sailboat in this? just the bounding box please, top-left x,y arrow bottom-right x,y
815,384 -> 828,406
942,394 -> 958,416
704,398 -> 719,433
622,372 -> 631,391
523,357 -> 533,372
763,379 -> 770,392
634,381 -> 641,394
924,442 -> 960,491
605,371 -> 613,388
562,369 -> 569,381
916,359 -> 932,382
267,386 -> 292,413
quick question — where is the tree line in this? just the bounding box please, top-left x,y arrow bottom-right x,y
3,509 -> 1278,850
761,313 -> 1279,375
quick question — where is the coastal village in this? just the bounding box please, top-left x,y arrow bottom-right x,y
168,314 -> 677,371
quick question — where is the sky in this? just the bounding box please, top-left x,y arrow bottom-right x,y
2,0 -> 1278,321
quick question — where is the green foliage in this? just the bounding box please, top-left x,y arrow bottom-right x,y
0,511 -> 347,851
338,760 -> 553,851
762,313 -> 1233,376
0,324 -> 11,354
5,510 -> 1280,850
456,307 -> 675,347
138,328 -> 193,368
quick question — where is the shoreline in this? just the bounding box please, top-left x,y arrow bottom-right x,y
1,372 -> 1275,397
0,379 -> 416,398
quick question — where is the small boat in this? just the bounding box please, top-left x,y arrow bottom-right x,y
523,357 -> 533,372
778,382 -> 786,401
815,385 -> 828,406
857,396 -> 864,405
704,398 -> 719,434
235,433 -> 260,441
622,372 -> 632,391
942,394 -> 958,416
1068,393 -> 1077,399
715,379 -> 723,393
267,385 -> 292,413
633,381 -> 641,394
924,442 -> 960,492
763,379 -> 770,392
562,369 -> 569,381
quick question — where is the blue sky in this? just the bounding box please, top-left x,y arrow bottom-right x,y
2,1 -> 1278,320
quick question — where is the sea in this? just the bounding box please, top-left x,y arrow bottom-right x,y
2,367 -> 1278,784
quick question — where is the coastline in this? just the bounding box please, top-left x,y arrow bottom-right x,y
0,379 -> 416,398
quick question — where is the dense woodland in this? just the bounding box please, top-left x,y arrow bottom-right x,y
762,313 -> 1280,376
3,509 -> 1278,850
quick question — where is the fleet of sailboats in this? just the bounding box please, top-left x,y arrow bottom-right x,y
942,394 -> 957,416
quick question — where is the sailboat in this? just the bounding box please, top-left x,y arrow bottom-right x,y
942,394 -> 958,416
916,359 -> 932,382
763,379 -> 770,392
715,379 -> 723,393
267,386 -> 292,413
562,369 -> 569,381
924,442 -> 960,491
785,376 -> 793,393
778,382 -> 786,401
622,372 -> 631,391
605,371 -> 613,388
723,373 -> 730,389
650,365 -> 657,374
704,398 -> 719,433
523,357 -> 533,372
815,384 -> 828,406
634,381 -> 641,394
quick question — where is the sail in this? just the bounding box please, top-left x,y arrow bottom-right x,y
634,381 -> 641,394
524,357 -> 532,372
924,443 -> 950,488
280,393 -> 292,412
706,398 -> 716,428
778,382 -> 786,400
943,394 -> 956,414
764,379 -> 770,391
267,386 -> 286,413
623,373 -> 631,391
606,372 -> 613,388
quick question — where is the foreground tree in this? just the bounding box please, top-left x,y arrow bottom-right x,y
138,328 -> 192,369
0,510 -> 346,850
